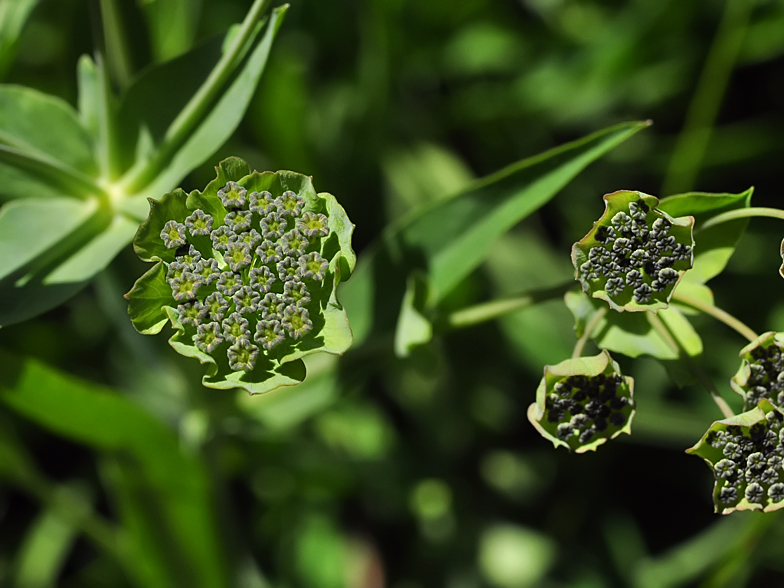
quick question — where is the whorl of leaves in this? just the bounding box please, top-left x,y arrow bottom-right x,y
527,350 -> 635,453
571,191 -> 694,313
687,399 -> 784,514
125,158 -> 356,395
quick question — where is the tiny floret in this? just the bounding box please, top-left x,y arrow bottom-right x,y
256,240 -> 283,265
233,286 -> 260,315
210,225 -> 237,251
248,191 -> 270,214
170,272 -> 202,301
281,229 -> 309,257
224,210 -> 253,233
281,306 -> 313,339
221,312 -> 250,344
279,190 -> 306,217
194,322 -> 224,353
299,251 -> 329,281
227,339 -> 259,372
204,292 -> 229,322
177,302 -> 207,327
161,220 -> 187,249
254,319 -> 286,350
249,266 -> 276,293
769,483 -> 784,502
184,210 -> 214,236
223,241 -> 253,272
216,272 -> 243,297
237,228 -> 262,250
297,212 -> 329,238
745,482 -> 765,503
260,213 -> 286,240
283,280 -> 311,306
218,181 -> 247,209
260,292 -> 285,320
277,257 -> 300,281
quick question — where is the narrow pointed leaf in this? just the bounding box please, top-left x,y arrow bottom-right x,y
658,189 -> 753,284
0,350 -> 229,588
340,120 -> 651,346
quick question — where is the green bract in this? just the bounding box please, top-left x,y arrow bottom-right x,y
687,400 -> 784,514
527,350 -> 635,453
125,157 -> 356,395
731,332 -> 784,411
571,191 -> 694,313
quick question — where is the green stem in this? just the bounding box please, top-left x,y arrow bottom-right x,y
0,143 -> 110,202
648,312 -> 735,419
437,281 -> 574,332
672,290 -> 758,342
697,207 -> 784,232
118,0 -> 272,194
572,307 -> 607,359
662,0 -> 754,196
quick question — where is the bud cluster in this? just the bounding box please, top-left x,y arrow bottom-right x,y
700,408 -> 784,511
545,373 -> 632,447
158,181 -> 330,373
731,333 -> 784,410
528,351 -> 635,453
572,193 -> 694,311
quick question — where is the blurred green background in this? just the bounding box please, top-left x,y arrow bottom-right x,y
2,0 -> 784,586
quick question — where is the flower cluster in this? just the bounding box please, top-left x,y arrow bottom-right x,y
159,181 -> 330,373
732,332 -> 784,410
690,401 -> 784,513
528,351 -> 635,453
547,372 -> 631,445
572,192 -> 694,311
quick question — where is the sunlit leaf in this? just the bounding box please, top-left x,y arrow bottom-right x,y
341,120 -> 651,346
0,349 -> 228,588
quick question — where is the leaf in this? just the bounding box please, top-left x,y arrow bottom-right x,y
138,0 -> 201,62
0,85 -> 97,176
527,350 -> 635,453
0,213 -> 137,327
0,0 -> 41,78
125,261 -> 173,334
571,191 -> 694,313
657,188 -> 753,285
394,272 -> 433,358
0,350 -> 229,588
340,120 -> 651,346
118,4 -> 288,219
686,399 -> 784,514
13,501 -> 80,588
564,288 -> 702,386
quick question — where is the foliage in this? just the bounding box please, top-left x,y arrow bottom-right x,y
4,1 -> 784,587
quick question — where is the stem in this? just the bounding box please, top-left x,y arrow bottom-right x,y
572,307 -> 607,359
648,312 -> 735,419
437,281 -> 574,332
0,143 -> 110,201
697,207 -> 784,232
119,0 -> 272,194
662,0 -> 754,195
672,290 -> 758,342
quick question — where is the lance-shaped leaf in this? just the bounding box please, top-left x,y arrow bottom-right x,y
687,399 -> 784,514
657,189 -> 753,285
730,331 -> 784,411
126,158 -> 356,395
339,120 -> 651,347
527,350 -> 635,453
572,191 -> 694,313
0,349 -> 229,587
117,2 -> 288,218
